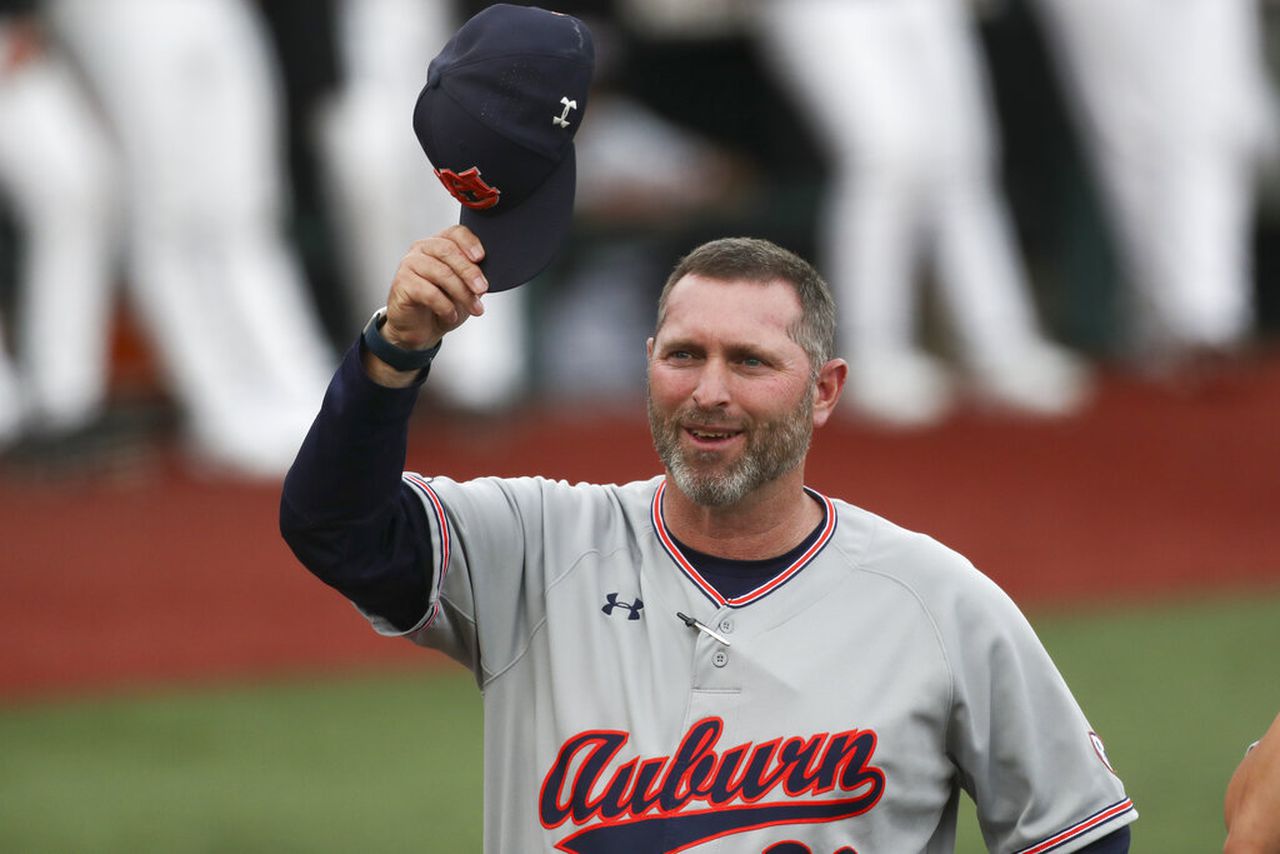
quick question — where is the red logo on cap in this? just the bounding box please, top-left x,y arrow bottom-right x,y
435,166 -> 501,210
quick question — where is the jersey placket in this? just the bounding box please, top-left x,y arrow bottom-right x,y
685,606 -> 743,731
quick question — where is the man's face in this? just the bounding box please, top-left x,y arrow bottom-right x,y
646,275 -> 817,507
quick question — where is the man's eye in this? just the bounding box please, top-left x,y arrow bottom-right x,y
741,356 -> 765,368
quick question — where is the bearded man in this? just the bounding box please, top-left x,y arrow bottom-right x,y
281,226 -> 1135,853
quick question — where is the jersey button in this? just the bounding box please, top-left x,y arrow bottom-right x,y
719,618 -> 734,634
712,650 -> 729,668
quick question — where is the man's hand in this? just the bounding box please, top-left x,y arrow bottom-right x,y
1225,711 -> 1280,853
364,225 -> 488,387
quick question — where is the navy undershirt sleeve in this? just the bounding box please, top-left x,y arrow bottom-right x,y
279,338 -> 435,631
1077,826 -> 1130,853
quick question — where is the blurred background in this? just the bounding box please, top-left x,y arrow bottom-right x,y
1,0 -> 1278,850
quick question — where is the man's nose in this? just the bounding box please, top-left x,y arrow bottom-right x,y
691,360 -> 731,408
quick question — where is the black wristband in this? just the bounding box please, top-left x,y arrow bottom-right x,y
361,308 -> 442,372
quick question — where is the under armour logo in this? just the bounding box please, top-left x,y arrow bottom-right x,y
552,96 -> 577,129
601,593 -> 643,620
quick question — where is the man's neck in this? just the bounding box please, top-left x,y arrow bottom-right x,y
660,471 -> 824,561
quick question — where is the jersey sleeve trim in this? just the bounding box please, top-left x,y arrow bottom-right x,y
1016,798 -> 1137,854
402,472 -> 451,631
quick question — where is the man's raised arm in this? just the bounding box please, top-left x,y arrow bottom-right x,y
278,226 -> 488,631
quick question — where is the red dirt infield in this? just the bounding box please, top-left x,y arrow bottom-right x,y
2,353 -> 1278,702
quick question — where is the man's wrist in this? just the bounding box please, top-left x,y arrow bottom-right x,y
361,308 -> 441,387
363,308 -> 441,368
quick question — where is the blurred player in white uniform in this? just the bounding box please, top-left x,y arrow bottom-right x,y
755,0 -> 1089,426
0,3 -> 115,445
47,0 -> 336,476
1030,0 -> 1279,370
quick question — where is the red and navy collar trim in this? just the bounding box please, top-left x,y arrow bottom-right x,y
651,479 -> 837,609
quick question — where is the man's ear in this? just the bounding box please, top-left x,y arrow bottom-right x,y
812,358 -> 848,428
646,337 -> 655,360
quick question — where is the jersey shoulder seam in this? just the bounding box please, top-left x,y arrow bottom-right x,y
834,521 -> 959,719
478,542 -> 638,687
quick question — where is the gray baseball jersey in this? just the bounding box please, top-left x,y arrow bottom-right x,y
355,473 -> 1135,853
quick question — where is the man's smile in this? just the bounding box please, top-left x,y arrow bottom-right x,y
683,425 -> 745,450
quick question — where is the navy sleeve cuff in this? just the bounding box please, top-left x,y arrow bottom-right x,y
1076,826 -> 1130,854
283,338 -> 423,523
279,337 -> 435,631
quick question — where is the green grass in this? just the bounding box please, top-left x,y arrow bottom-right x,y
0,668 -> 486,852
3,591 -> 1278,852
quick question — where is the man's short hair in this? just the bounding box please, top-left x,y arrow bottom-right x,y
656,237 -> 838,371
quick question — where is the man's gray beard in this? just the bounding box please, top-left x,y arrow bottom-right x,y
648,390 -> 814,507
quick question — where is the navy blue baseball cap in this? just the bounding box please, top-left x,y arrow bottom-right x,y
414,4 -> 595,292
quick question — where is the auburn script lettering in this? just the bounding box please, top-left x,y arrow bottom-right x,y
538,717 -> 885,853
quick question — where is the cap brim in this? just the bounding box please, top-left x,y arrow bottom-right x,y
459,147 -> 576,293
